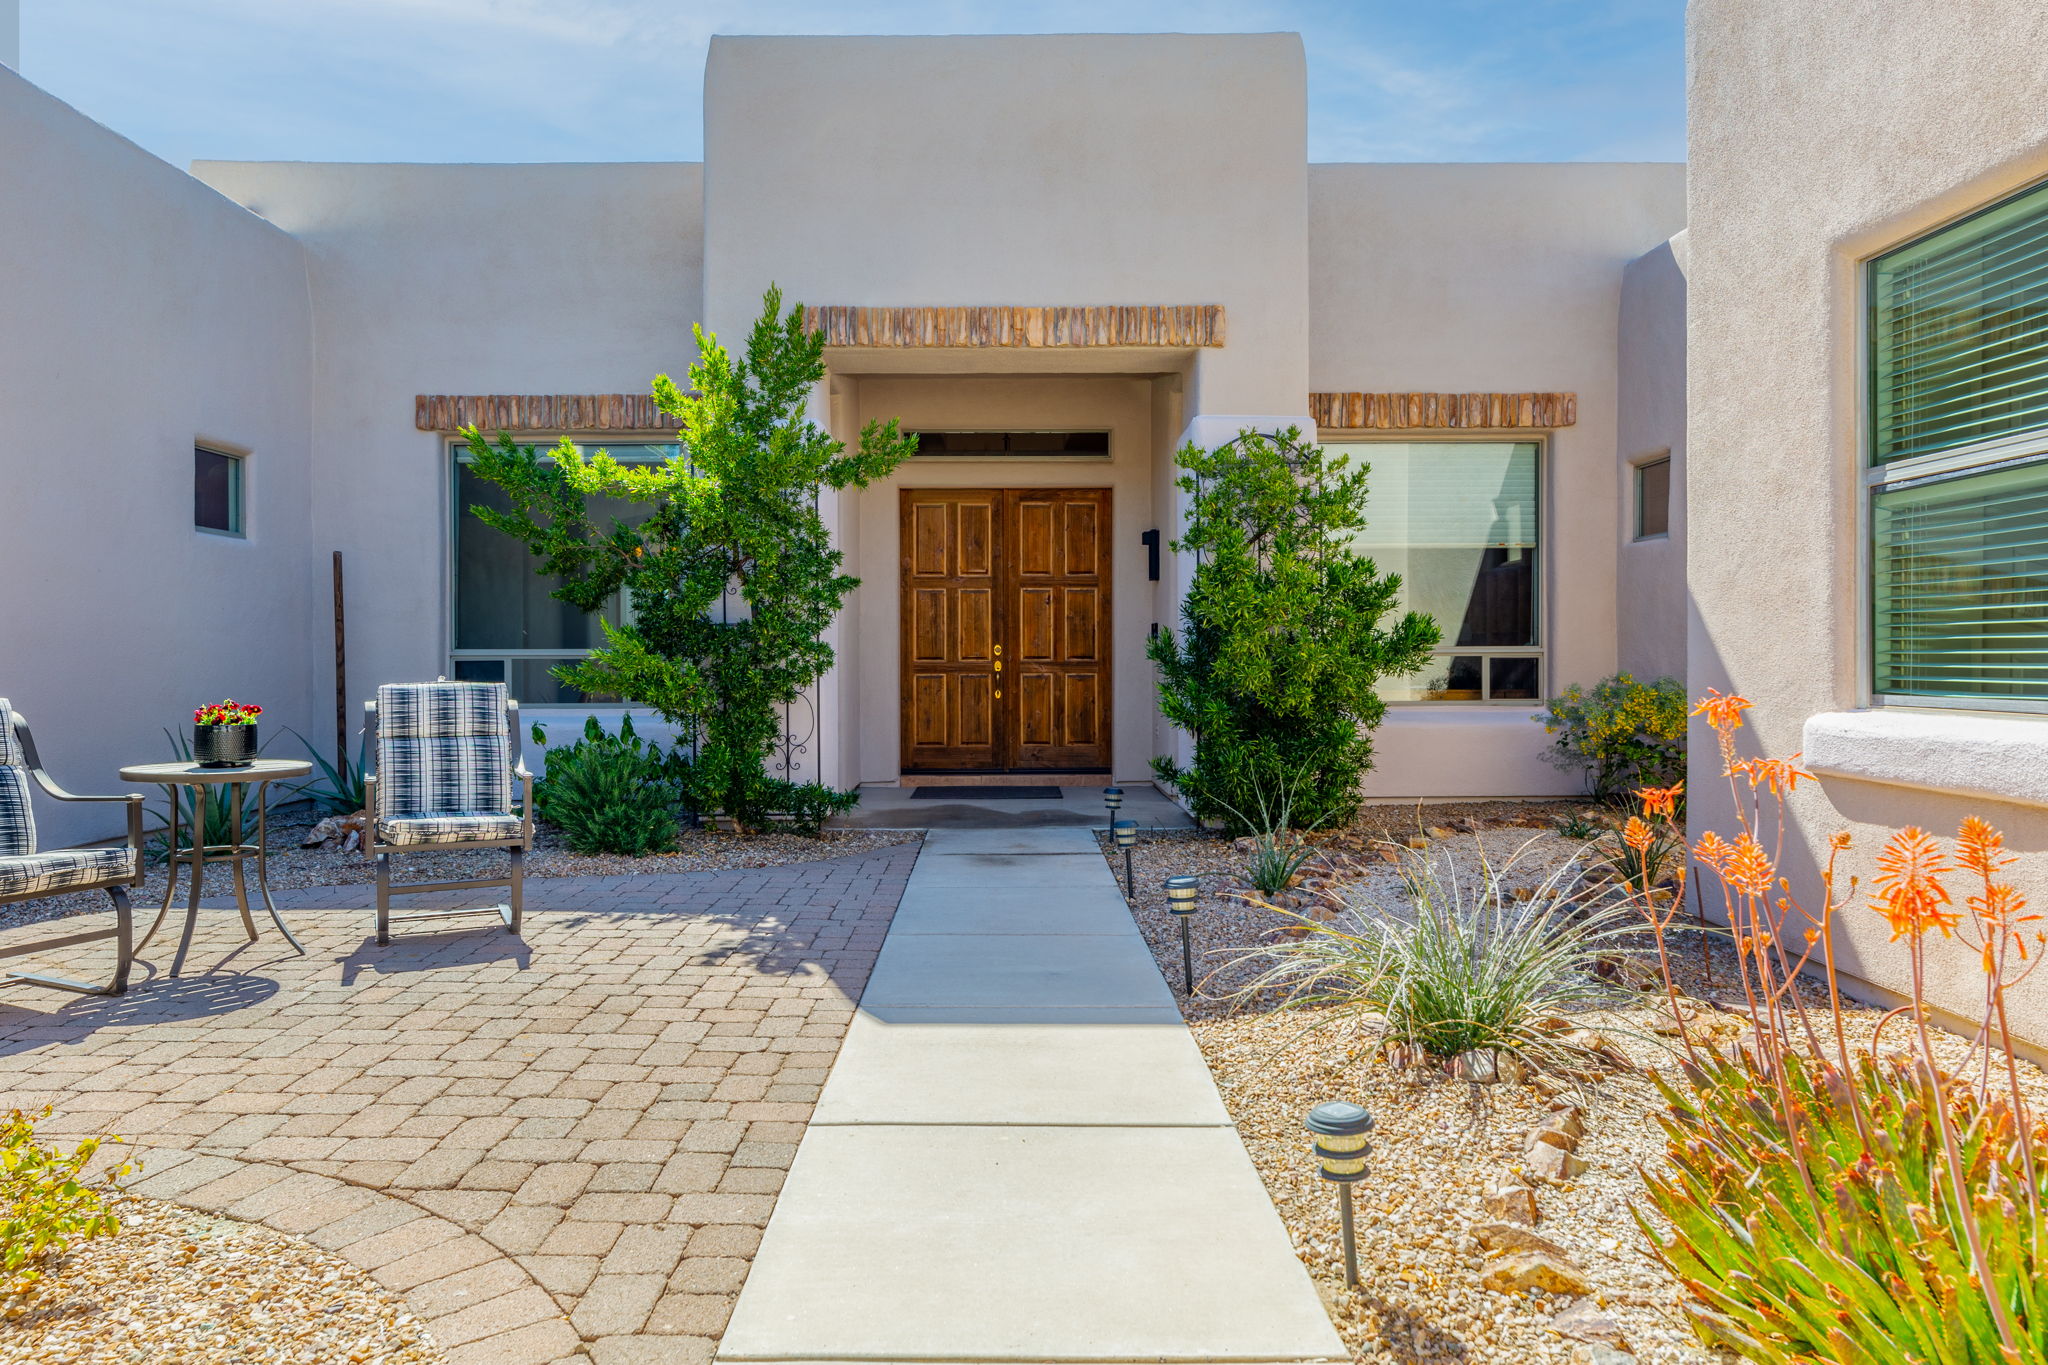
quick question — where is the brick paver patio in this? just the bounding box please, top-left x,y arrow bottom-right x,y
0,843 -> 916,1365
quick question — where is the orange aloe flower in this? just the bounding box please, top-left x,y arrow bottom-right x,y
1693,830 -> 1735,873
1692,689 -> 1752,733
1968,883 -> 2040,968
1869,826 -> 1960,941
1956,816 -> 2015,881
1727,755 -> 1813,797
1624,817 -> 1655,852
1723,834 -> 1776,900
1637,782 -> 1684,820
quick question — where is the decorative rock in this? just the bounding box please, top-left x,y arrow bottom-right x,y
1426,826 -> 1457,839
1448,1050 -> 1500,1083
1525,1142 -> 1589,1182
1480,1250 -> 1592,1296
1583,1347 -> 1638,1365
1475,1222 -> 1571,1259
1549,1297 -> 1631,1350
1482,1183 -> 1540,1226
1527,1126 -> 1575,1154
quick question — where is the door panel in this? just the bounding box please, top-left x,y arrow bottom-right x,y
900,487 -> 1112,773
900,491 -> 1005,770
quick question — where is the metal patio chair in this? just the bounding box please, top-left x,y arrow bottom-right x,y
0,699 -> 141,995
363,680 -> 531,945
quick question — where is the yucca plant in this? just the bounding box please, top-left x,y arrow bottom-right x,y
1633,691 -> 2048,1363
1216,764 -> 1325,897
1231,842 -> 1638,1070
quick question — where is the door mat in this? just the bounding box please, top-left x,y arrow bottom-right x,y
908,786 -> 1065,800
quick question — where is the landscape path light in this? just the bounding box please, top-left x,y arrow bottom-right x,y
1111,819 -> 1138,898
1103,785 -> 1124,821
1164,874 -> 1199,994
1304,1100 -> 1374,1289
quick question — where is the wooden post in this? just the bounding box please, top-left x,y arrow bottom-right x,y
332,551 -> 347,763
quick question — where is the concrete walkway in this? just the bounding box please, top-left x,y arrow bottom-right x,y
719,827 -> 1343,1364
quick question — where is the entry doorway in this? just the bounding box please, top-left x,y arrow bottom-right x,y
900,488 -> 1112,773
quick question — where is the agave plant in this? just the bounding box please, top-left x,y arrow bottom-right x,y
286,727 -> 368,816
1230,840 -> 1640,1070
1215,763 -> 1325,897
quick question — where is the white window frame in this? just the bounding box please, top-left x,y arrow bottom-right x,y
1320,434 -> 1548,707
446,434 -> 678,707
1861,178 -> 2048,716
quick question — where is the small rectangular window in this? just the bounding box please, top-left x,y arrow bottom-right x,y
1634,457 -> 1671,539
911,431 -> 1110,457
194,447 -> 244,535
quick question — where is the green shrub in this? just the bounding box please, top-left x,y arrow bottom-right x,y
1148,429 -> 1439,832
532,716 -> 688,856
1641,1048 -> 2048,1364
2,1107 -> 132,1295
1234,844 -> 1635,1070
767,779 -> 860,837
1537,672 -> 1686,801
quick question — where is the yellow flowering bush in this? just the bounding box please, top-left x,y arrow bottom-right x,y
1,1106 -> 132,1295
1537,672 -> 1685,801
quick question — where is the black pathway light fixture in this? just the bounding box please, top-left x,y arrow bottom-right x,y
1111,819 -> 1138,898
1304,1100 -> 1374,1288
1103,785 -> 1124,821
1164,874 -> 1199,994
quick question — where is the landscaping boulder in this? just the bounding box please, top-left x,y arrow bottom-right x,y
1482,1182 -> 1539,1226
1475,1222 -> 1571,1259
1481,1250 -> 1592,1296
1549,1297 -> 1630,1350
1525,1142 -> 1589,1182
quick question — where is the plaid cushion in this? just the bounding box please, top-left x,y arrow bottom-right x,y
0,847 -> 133,898
0,700 -> 34,858
375,683 -> 512,820
376,812 -> 523,846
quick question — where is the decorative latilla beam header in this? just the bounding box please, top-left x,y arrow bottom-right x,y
803,304 -> 1225,348
415,394 -> 670,433
1309,391 -> 1577,430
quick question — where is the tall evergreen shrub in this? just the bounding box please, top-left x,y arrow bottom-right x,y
1147,429 -> 1438,830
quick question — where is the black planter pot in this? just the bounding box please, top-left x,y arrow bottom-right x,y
193,723 -> 257,769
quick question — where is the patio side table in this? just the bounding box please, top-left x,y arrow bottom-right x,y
119,759 -> 313,977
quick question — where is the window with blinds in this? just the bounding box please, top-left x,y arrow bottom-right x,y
1338,441 -> 1542,702
1870,178 -> 2048,707
1872,179 -> 2048,463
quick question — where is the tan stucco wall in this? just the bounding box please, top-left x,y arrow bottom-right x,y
1307,162 -> 1686,798
702,33 -> 1310,420
190,161 -> 704,741
840,375 -> 1164,784
0,69 -> 316,847
1617,231 -> 1687,682
1687,0 -> 2048,1039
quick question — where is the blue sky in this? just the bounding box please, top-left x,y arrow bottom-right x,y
19,1 -> 1684,168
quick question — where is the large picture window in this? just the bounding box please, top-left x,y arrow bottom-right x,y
449,439 -> 676,703
1869,178 -> 2048,707
1333,441 -> 1542,702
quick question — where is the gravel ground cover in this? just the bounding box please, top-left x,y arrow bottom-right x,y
1106,804 -> 2048,1365
4,813 -> 915,932
0,1192 -> 444,1365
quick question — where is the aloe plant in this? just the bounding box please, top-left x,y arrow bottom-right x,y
1641,1046 -> 2048,1363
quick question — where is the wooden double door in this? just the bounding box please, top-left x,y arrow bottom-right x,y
901,488 -> 1112,772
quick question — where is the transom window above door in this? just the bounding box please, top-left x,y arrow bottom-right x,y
912,431 -> 1109,457
448,438 -> 677,704
1329,441 -> 1543,703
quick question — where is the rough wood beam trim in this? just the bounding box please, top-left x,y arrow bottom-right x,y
1307,392 -> 1577,430
804,304 -> 1225,348
414,394 -> 671,433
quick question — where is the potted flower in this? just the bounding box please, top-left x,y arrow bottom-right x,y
192,699 -> 261,768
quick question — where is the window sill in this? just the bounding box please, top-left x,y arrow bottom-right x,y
1802,708 -> 2048,809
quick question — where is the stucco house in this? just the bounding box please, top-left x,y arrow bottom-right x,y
5,3 -> 2048,1041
